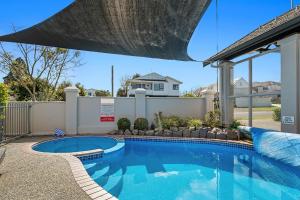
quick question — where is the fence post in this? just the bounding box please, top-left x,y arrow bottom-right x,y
135,88 -> 146,119
65,86 -> 79,135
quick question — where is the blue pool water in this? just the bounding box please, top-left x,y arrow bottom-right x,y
33,137 -> 117,153
83,140 -> 300,200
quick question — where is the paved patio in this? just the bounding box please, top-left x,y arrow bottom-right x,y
0,136 -> 90,200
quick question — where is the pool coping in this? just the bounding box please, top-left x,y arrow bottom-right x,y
26,135 -> 253,200
31,136 -> 126,160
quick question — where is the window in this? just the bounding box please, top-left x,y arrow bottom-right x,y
154,83 -> 164,91
145,84 -> 152,90
173,84 -> 179,90
131,83 -> 148,89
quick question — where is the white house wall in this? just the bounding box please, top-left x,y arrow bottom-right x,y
128,80 -> 180,96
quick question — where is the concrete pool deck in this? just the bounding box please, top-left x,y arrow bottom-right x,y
0,136 -> 92,200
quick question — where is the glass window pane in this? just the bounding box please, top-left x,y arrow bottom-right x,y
159,83 -> 164,91
233,62 -> 249,97
252,95 -> 281,131
173,84 -> 179,90
234,97 -> 249,126
154,83 -> 159,91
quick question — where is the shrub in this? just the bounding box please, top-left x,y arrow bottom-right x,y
0,83 -> 8,122
229,120 -> 242,130
204,110 -> 221,127
187,119 -> 202,128
0,83 -> 9,106
117,118 -> 131,131
161,115 -> 182,129
178,117 -> 189,127
155,112 -> 197,129
273,107 -> 281,121
161,117 -> 176,129
134,118 -> 149,130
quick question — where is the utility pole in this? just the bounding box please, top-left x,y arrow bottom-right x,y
111,65 -> 114,97
291,0 -> 294,9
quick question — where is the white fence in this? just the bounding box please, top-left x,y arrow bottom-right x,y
31,102 -> 65,135
7,87 -> 213,135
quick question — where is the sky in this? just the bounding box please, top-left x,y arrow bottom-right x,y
0,0 -> 298,94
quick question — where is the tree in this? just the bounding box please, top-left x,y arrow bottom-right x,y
117,74 -> 136,97
132,73 -> 141,79
117,88 -> 127,97
54,81 -> 86,101
0,42 -> 80,101
182,92 -> 196,97
4,71 -> 54,101
75,82 -> 86,96
95,90 -> 111,97
55,81 -> 72,101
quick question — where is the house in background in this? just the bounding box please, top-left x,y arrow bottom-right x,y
233,77 -> 275,107
197,77 -> 281,107
86,88 -> 96,97
127,72 -> 182,97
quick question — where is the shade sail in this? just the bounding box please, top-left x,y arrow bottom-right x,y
0,0 -> 211,61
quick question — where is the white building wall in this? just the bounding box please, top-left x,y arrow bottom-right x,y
128,80 -> 180,96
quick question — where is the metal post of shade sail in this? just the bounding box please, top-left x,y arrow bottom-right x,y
248,59 -> 253,127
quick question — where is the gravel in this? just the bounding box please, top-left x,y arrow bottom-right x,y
0,136 -> 90,200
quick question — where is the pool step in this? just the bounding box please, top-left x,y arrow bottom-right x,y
102,168 -> 123,193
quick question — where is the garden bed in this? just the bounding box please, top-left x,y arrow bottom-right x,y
115,111 -> 250,142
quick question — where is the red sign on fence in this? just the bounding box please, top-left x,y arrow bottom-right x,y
100,100 -> 115,122
100,116 -> 115,122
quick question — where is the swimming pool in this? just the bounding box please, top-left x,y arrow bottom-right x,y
33,137 -> 118,153
83,139 -> 300,200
